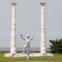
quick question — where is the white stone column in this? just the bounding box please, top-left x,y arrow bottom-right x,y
11,1 -> 17,55
40,1 -> 46,55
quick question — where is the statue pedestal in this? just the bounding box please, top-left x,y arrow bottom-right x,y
4,53 -> 53,57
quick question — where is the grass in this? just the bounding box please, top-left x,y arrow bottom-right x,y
0,52 -> 62,62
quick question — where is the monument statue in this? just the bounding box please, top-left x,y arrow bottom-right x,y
20,34 -> 34,60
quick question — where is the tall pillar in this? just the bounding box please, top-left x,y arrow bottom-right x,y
11,0 -> 17,55
40,0 -> 46,55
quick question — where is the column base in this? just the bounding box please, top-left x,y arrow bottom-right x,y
40,53 -> 53,56
4,53 -> 17,57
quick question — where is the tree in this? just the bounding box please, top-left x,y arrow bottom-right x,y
50,39 -> 62,53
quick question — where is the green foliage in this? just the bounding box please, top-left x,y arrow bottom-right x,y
50,39 -> 62,53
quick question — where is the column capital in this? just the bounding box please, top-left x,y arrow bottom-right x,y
11,3 -> 17,5
40,3 -> 46,5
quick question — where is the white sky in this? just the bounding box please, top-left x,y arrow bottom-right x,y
0,0 -> 62,48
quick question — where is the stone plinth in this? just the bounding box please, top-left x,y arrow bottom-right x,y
4,53 -> 53,57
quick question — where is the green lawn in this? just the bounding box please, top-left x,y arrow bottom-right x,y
0,52 -> 62,62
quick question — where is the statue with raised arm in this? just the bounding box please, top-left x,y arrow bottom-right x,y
20,34 -> 34,60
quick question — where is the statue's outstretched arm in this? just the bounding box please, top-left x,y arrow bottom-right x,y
30,34 -> 34,40
20,34 -> 25,40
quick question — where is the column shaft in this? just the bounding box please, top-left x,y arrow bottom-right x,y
11,3 -> 16,54
40,4 -> 46,55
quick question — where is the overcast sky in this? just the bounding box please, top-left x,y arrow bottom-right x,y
0,0 -> 62,48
